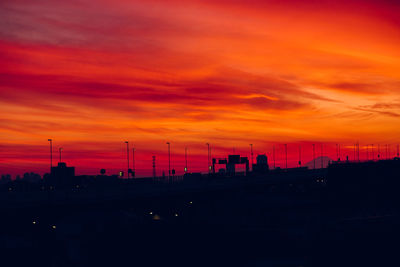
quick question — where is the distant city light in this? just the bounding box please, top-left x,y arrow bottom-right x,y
32,221 -> 36,225
149,211 -> 153,215
52,225 -> 56,229
174,213 -> 178,217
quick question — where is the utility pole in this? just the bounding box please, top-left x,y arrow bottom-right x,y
397,144 -> 399,158
125,141 -> 129,178
48,139 -> 53,173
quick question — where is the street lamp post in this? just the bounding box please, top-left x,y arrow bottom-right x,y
313,144 -> 316,169
125,141 -> 129,179
321,144 -> 324,168
48,139 -> 53,173
273,145 -> 275,169
206,143 -> 210,173
298,145 -> 301,167
284,144 -> 288,169
132,147 -> 135,178
59,147 -> 63,163
250,144 -> 253,171
371,144 -> 374,160
185,147 -> 188,173
378,144 -> 380,159
336,144 -> 338,161
166,142 -> 171,179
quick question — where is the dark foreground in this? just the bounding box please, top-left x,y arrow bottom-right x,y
1,160 -> 400,266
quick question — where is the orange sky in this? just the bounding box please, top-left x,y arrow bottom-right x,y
1,0 -> 400,176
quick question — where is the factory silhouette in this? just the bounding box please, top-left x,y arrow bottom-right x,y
1,140 -> 400,266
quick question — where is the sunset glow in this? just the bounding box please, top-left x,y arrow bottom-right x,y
1,0 -> 400,176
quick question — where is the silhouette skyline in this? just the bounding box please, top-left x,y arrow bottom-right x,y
1,140 -> 399,178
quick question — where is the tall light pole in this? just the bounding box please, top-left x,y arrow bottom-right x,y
132,147 -> 135,178
166,142 -> 171,179
185,147 -> 188,173
250,144 -> 253,170
152,156 -> 156,178
273,145 -> 276,169
125,141 -> 129,179
298,145 -> 301,167
59,147 -> 63,163
378,144 -> 380,159
48,139 -> 53,173
336,144 -> 338,161
336,143 -> 341,161
321,144 -> 324,168
284,144 -> 288,169
313,144 -> 316,169
386,144 -> 388,159
371,144 -> 374,160
206,143 -> 210,173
